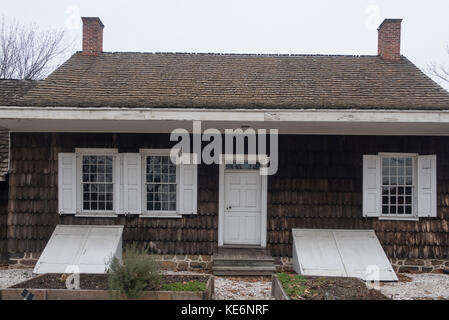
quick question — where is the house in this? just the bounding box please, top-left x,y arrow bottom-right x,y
0,79 -> 36,264
0,17 -> 449,273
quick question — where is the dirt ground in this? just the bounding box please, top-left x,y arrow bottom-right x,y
10,273 -> 209,290
278,273 -> 389,300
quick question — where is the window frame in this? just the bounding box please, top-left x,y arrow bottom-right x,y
139,149 -> 181,218
75,148 -> 118,217
378,152 -> 418,220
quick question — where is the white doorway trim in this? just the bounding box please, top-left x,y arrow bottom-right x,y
218,158 -> 268,248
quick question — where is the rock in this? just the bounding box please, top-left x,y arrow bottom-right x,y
405,259 -> 424,266
398,266 -> 420,273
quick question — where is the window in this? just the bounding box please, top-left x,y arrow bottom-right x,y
142,150 -> 179,214
381,155 -> 415,217
225,163 -> 260,170
58,149 -> 197,217
82,155 -> 114,211
363,153 -> 437,220
75,148 -> 117,216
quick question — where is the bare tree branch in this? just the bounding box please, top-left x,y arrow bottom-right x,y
0,17 -> 75,80
427,45 -> 449,84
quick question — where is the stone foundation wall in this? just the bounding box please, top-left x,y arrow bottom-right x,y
274,257 -> 293,272
154,255 -> 212,271
8,252 -> 449,274
8,252 -> 213,272
273,257 -> 449,274
8,252 -> 40,268
390,258 -> 449,273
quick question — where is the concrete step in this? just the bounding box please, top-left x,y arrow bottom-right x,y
212,265 -> 276,276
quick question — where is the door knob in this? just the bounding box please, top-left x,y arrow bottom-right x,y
226,206 -> 232,210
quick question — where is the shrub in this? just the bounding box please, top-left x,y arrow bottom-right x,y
108,243 -> 161,299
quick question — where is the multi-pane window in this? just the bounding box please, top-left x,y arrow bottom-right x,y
82,155 -> 114,211
381,156 -> 415,216
145,155 -> 177,212
225,163 -> 260,170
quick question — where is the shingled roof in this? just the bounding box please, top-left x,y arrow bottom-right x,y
0,79 -> 37,179
9,52 -> 449,110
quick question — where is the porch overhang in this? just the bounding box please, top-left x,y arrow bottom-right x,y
2,106 -> 449,135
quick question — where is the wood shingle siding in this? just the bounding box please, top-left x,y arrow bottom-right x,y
7,133 -> 449,259
0,180 -> 8,264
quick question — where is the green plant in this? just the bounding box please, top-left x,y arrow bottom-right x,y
161,281 -> 207,292
108,243 -> 161,299
277,272 -> 309,298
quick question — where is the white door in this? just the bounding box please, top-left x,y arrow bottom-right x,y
223,171 -> 262,245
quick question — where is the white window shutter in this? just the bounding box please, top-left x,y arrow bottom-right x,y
179,155 -> 198,215
115,154 -> 125,214
362,155 -> 381,217
58,153 -> 77,214
417,155 -> 437,218
123,153 -> 141,214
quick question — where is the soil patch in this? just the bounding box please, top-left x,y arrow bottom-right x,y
277,273 -> 389,300
11,274 -> 209,291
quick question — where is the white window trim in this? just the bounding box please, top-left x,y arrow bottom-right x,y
378,152 -> 418,221
75,148 -> 118,217
139,149 -> 182,218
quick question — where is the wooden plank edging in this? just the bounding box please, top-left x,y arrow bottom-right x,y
1,274 -> 215,300
271,274 -> 289,300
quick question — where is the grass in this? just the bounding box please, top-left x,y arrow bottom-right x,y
277,272 -> 309,298
160,281 -> 207,292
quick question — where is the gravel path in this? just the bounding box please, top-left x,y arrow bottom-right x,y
214,276 -> 272,300
164,271 -> 273,300
0,268 -> 34,289
380,273 -> 449,300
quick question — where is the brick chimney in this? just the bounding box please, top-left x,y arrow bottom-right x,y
81,17 -> 104,56
378,19 -> 402,61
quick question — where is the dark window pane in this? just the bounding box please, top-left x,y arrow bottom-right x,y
382,206 -> 388,214
390,196 -> 397,204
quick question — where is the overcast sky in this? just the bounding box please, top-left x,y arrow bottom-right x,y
2,0 -> 449,90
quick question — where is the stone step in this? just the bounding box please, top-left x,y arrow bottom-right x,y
212,265 -> 276,276
213,256 -> 275,267
217,247 -> 268,255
